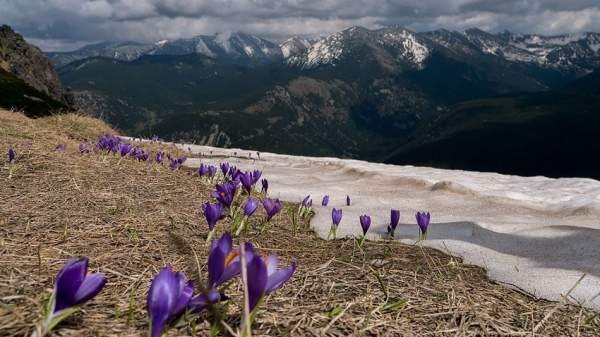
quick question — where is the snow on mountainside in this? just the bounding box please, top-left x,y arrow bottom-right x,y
286,26 -> 431,69
150,32 -> 283,64
462,28 -> 600,72
279,36 -> 312,59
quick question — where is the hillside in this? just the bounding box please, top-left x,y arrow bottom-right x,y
1,109 -> 598,336
0,68 -> 68,116
0,25 -> 69,105
385,69 -> 600,179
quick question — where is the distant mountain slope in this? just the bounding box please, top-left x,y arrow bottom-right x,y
384,69 -> 600,179
59,26 -> 593,161
0,25 -> 70,105
0,68 -> 67,116
47,41 -> 155,68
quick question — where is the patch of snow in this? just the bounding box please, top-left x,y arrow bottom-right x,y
171,142 -> 600,310
195,38 -> 215,57
243,45 -> 254,56
382,30 -> 429,66
215,31 -> 233,53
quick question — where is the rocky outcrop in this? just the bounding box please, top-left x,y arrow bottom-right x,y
0,25 -> 70,105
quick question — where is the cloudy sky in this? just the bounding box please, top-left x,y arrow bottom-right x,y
2,0 -> 600,51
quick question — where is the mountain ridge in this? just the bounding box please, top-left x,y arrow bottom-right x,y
47,26 -> 600,75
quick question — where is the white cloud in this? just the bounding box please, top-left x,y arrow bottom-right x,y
1,0 -> 599,50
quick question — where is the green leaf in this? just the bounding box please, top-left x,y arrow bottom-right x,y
47,307 -> 81,332
327,305 -> 343,319
381,299 -> 407,313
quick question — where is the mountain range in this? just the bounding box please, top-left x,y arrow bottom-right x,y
2,24 -> 600,178
48,27 -> 600,73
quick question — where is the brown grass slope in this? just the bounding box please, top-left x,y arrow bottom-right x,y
0,109 -> 598,336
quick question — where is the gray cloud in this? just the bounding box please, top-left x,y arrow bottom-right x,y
1,0 -> 599,51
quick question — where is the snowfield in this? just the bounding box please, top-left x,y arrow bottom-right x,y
179,143 -> 600,309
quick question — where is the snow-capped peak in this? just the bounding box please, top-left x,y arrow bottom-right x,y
155,40 -> 168,47
287,26 -> 430,69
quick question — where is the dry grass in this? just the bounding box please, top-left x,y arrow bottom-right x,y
0,109 -> 598,337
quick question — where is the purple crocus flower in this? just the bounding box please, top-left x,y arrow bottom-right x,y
388,209 -> 400,237
79,143 -> 89,154
138,151 -> 150,162
8,149 -> 16,163
263,198 -> 282,221
119,143 -> 132,157
169,158 -> 181,170
220,162 -> 230,176
147,266 -> 194,337
244,198 -> 259,217
346,195 -> 351,206
129,146 -> 142,158
52,257 -> 106,313
207,165 -> 217,177
230,166 -> 241,181
251,170 -> 262,184
261,179 -> 268,194
359,215 -> 371,236
322,195 -> 330,206
302,195 -> 311,208
416,212 -> 431,240
202,202 -> 223,230
239,171 -> 255,194
198,163 -> 210,176
212,181 -> 238,207
35,258 -> 106,334
207,232 -> 242,287
332,208 -> 342,227
55,144 -> 66,152
155,152 -> 164,164
246,248 -> 296,311
329,208 -> 342,239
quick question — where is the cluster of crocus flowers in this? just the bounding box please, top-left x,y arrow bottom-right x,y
359,214 -> 371,246
33,258 -> 107,337
198,163 -> 217,178
213,181 -> 239,208
239,170 -> 261,194
91,134 -> 182,167
416,211 -> 431,240
388,209 -> 400,237
169,156 -> 186,170
329,208 -> 342,239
